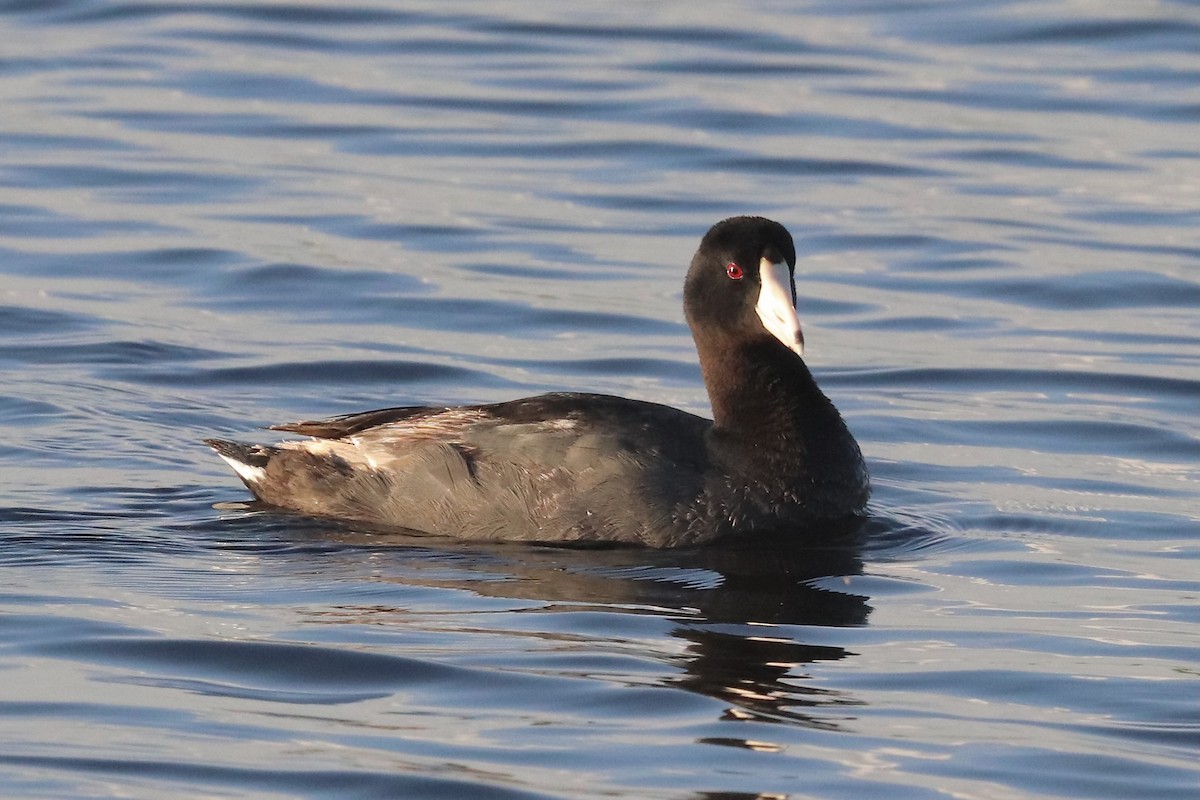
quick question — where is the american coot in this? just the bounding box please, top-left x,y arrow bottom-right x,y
207,216 -> 869,548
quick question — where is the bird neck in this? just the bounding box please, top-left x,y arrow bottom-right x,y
698,336 -> 829,444
697,334 -> 869,519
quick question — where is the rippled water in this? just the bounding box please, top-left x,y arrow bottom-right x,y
2,2 -> 1198,798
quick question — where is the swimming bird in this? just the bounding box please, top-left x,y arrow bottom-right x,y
206,216 -> 869,548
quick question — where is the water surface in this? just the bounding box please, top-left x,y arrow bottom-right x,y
1,2 -> 1197,798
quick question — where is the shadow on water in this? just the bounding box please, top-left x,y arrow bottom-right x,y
206,506 -> 879,729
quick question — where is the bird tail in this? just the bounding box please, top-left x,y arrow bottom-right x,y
204,438 -> 276,490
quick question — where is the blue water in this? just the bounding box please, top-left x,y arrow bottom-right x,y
2,1 -> 1198,798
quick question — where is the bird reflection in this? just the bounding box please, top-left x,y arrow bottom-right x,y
230,511 -> 871,731
660,531 -> 869,729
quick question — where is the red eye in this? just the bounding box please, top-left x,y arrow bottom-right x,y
726,262 -> 744,280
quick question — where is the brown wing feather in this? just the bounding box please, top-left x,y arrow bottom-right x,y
270,405 -> 446,438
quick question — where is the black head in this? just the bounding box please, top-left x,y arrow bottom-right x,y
683,216 -> 803,356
